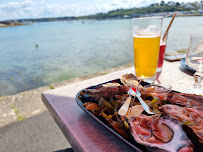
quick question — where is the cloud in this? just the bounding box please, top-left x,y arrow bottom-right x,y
0,0 -> 200,20
0,0 -> 41,20
0,0 -> 155,20
109,0 -> 156,8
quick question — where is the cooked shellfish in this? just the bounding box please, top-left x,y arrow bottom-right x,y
160,104 -> 203,143
130,114 -> 193,152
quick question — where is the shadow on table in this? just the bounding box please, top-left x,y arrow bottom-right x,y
54,148 -> 74,152
156,71 -> 162,84
77,112 -> 143,152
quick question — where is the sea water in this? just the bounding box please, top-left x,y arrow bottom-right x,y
0,16 -> 202,96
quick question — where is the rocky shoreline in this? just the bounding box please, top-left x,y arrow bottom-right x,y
0,62 -> 134,127
0,22 -> 26,27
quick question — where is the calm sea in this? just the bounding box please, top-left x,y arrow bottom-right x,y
0,16 -> 203,96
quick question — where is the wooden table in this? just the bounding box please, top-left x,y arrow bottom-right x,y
41,61 -> 197,152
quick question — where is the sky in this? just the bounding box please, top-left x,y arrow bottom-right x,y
0,0 -> 201,20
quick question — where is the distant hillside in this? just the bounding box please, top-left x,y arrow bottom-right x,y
2,5 -> 192,24
0,0 -> 202,25
78,5 -> 192,20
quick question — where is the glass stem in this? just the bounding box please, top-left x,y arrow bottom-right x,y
193,74 -> 202,89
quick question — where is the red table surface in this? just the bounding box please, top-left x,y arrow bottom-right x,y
42,93 -> 142,152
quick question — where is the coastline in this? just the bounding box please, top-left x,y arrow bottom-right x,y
0,14 -> 202,28
0,23 -> 26,27
0,62 -> 134,127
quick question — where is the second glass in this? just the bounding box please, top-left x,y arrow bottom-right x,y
185,34 -> 203,95
157,31 -> 168,72
132,17 -> 163,83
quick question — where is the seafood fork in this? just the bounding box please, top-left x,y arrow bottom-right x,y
129,87 -> 154,115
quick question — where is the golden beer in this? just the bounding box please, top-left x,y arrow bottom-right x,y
133,35 -> 160,78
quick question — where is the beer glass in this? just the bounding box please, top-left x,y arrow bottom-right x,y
132,17 -> 163,83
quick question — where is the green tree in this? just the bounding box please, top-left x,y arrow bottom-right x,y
176,2 -> 180,7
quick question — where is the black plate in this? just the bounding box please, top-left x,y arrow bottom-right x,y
76,79 -> 149,152
76,79 -> 202,152
180,58 -> 196,72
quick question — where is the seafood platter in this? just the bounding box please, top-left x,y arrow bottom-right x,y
76,73 -> 203,152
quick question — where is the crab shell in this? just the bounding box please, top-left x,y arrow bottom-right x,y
130,114 -> 193,152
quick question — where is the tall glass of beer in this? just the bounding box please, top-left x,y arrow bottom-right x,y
132,17 -> 163,83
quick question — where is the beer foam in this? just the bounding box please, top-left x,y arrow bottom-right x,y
133,34 -> 160,38
133,25 -> 161,38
